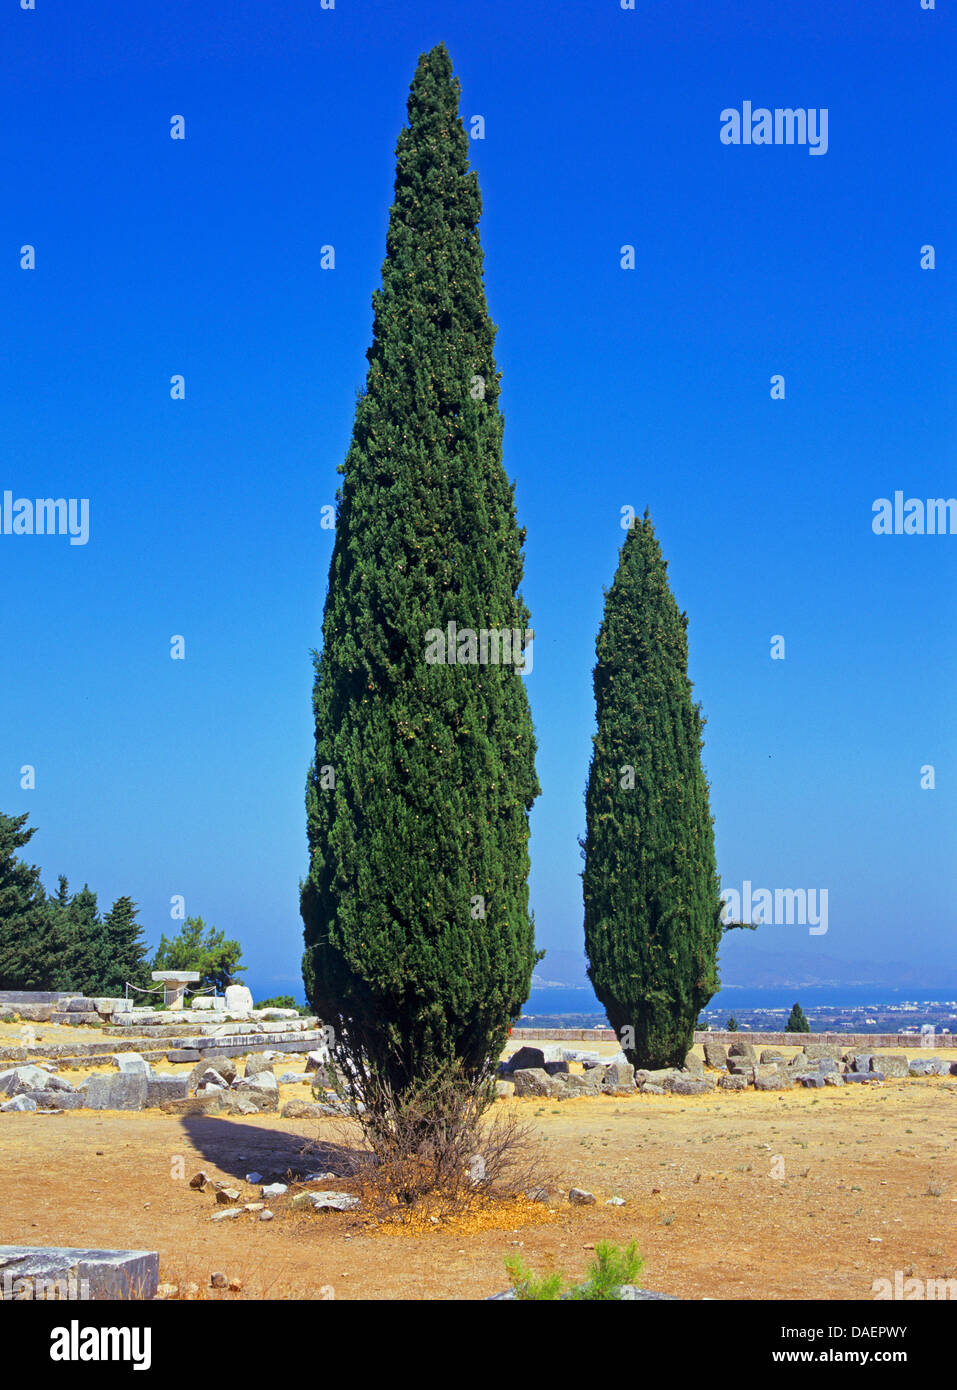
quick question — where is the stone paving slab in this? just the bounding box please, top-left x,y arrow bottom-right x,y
0,1246 -> 159,1300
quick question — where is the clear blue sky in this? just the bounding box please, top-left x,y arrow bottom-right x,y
2,0 -> 954,998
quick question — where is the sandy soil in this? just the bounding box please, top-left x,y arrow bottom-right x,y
2,1043 -> 955,1301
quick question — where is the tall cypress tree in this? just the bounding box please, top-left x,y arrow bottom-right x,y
582,513 -> 722,1068
301,43 -> 538,1099
99,896 -> 150,995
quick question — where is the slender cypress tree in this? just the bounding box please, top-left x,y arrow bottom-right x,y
301,43 -> 538,1099
582,513 -> 722,1068
99,897 -> 150,995
786,1001 -> 810,1033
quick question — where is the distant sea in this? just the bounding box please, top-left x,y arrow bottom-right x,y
520,984 -> 957,1024
244,981 -> 957,1025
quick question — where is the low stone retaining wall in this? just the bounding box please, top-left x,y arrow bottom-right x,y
512,1028 -> 618,1042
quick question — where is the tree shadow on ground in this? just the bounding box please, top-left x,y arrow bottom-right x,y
177,1116 -> 365,1184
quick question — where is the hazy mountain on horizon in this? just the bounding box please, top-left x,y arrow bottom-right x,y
534,943 -> 956,992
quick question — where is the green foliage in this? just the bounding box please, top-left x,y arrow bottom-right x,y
726,1015 -> 739,1031
786,1001 -> 810,1033
504,1241 -> 645,1301
152,917 -> 245,995
98,897 -> 151,995
503,1253 -> 565,1300
300,43 -> 539,1100
257,994 -> 310,1014
582,514 -> 723,1069
568,1241 -> 646,1300
0,815 -> 151,994
60,884 -> 103,991
0,812 -> 59,990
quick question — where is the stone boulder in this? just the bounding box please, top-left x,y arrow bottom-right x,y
683,1051 -> 705,1076
146,1075 -> 189,1107
728,1040 -> 757,1066
282,1100 -> 327,1119
908,1058 -> 947,1077
568,1188 -> 595,1206
80,1073 -> 148,1111
601,1061 -> 635,1093
27,1090 -> 84,1110
511,1068 -> 563,1099
1,1095 -> 38,1111
208,1092 -> 261,1116
703,1041 -> 728,1070
754,1071 -> 794,1091
873,1054 -> 908,1079
236,1071 -> 278,1093
0,1065 -> 53,1097
224,984 -> 254,1012
637,1067 -> 682,1089
243,1053 -> 277,1079
505,1046 -> 547,1073
38,1074 -> 76,1092
295,1191 -> 359,1213
188,1056 -> 237,1089
9,1003 -> 55,1022
670,1077 -> 713,1096
197,1068 -> 229,1092
555,1071 -> 602,1097
718,1073 -> 748,1090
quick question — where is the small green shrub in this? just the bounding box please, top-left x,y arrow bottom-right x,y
504,1240 -> 645,1301
503,1254 -> 565,1300
568,1241 -> 645,1300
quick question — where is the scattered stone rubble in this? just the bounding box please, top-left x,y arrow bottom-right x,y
492,1039 -> 956,1101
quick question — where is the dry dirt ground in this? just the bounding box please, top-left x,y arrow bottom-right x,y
1,1039 -> 955,1301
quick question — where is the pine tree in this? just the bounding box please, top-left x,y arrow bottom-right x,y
0,811 -> 57,989
152,916 -> 245,996
786,1001 -> 810,1033
582,513 -> 722,1069
301,43 -> 539,1100
99,897 -> 150,995
60,884 -> 103,993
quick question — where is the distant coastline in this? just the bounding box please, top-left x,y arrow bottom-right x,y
519,984 -> 957,1035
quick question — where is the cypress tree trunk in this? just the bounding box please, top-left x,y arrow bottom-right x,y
582,513 -> 722,1069
301,43 -> 538,1099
